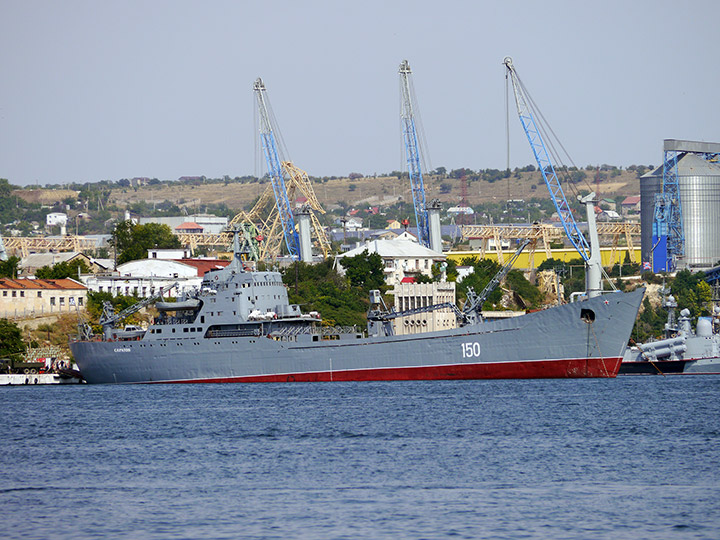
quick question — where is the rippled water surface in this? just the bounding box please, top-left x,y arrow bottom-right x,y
2,377 -> 719,539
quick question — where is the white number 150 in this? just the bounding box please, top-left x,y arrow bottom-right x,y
462,342 -> 481,358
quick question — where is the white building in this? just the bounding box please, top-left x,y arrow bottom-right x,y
147,248 -> 193,260
392,281 -> 457,335
46,213 -> 68,227
335,236 -> 445,287
81,257 -> 230,298
82,259 -> 201,298
138,214 -> 229,234
0,277 -> 87,319
447,206 -> 474,216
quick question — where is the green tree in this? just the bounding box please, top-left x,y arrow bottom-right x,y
281,259 -> 369,327
339,251 -> 385,291
0,179 -> 23,223
0,256 -> 20,278
672,269 -> 713,317
35,258 -> 92,279
112,220 -> 181,264
632,297 -> 666,342
0,318 -> 25,360
455,258 -> 503,308
86,291 -> 148,328
505,270 -> 543,309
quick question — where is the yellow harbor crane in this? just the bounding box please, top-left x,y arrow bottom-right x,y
228,161 -> 330,261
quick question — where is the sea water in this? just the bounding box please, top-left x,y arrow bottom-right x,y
1,377 -> 719,539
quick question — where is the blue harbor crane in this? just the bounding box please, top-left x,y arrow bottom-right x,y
399,60 -> 431,249
253,78 -> 300,259
652,149 -> 683,272
504,57 -> 603,298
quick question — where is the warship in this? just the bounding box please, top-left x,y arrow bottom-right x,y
70,232 -> 644,384
620,289 -> 720,375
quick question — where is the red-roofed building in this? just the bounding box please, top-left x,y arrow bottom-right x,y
0,277 -> 87,318
175,222 -> 204,233
621,196 -> 641,214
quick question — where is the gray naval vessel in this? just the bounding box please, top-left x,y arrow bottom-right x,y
70,234 -> 645,384
620,289 -> 720,375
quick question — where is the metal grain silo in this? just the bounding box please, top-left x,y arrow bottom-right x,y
643,141 -> 720,271
677,153 -> 720,269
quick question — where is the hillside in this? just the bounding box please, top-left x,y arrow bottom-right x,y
103,170 -> 642,215
7,167 -> 644,236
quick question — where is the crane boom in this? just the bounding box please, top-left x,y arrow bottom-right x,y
99,282 -> 178,335
254,78 -> 300,259
399,60 -> 431,248
503,58 -> 590,262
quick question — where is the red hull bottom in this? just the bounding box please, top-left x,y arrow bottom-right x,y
164,357 -> 622,384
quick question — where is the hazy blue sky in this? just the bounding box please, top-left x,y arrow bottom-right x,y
1,0 -> 717,186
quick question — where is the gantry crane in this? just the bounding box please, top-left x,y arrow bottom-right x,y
652,148 -> 683,272
254,78 -> 301,259
228,161 -> 330,261
504,57 -> 603,298
399,60 -> 431,248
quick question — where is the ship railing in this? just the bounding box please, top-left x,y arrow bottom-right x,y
317,326 -> 359,336
154,316 -> 196,326
270,326 -> 308,338
206,328 -> 262,338
268,325 -> 359,338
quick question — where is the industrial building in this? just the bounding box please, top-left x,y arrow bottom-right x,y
641,139 -> 720,271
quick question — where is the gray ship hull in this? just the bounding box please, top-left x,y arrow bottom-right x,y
71,289 -> 644,384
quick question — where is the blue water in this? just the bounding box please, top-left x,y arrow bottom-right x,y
1,378 -> 719,540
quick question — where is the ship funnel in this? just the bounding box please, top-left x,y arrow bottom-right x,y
428,199 -> 443,253
295,207 -> 313,263
580,192 -> 602,299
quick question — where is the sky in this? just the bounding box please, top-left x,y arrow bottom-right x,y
1,0 -> 718,187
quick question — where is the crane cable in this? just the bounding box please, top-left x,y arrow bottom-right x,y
507,67 -> 617,292
511,71 -> 595,198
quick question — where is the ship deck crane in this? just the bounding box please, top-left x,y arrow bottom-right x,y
254,78 -> 301,260
399,60 -> 431,249
504,57 -> 604,299
99,282 -> 178,339
462,239 -> 531,324
367,289 -> 465,337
